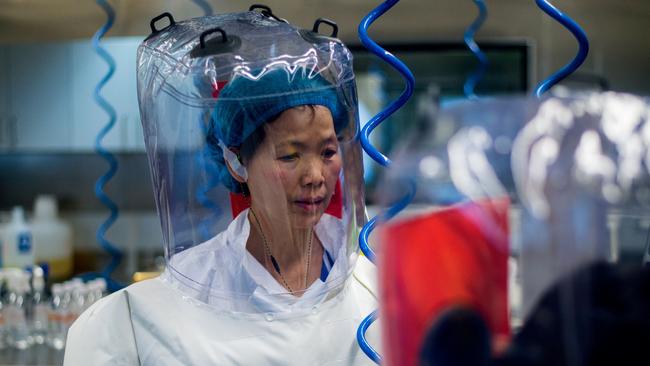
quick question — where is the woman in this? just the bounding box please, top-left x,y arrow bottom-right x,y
213,103 -> 344,297
168,68 -> 365,312
64,9 -> 378,365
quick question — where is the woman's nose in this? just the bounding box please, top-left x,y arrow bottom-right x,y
301,159 -> 325,187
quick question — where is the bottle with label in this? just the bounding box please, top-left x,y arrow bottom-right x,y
30,267 -> 49,344
30,196 -> 73,281
1,207 -> 34,269
83,278 -> 107,310
4,270 -> 32,349
68,281 -> 86,325
47,283 -> 67,350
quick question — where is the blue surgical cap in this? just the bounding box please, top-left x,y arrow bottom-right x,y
206,68 -> 350,192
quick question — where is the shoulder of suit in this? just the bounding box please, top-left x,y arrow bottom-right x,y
352,254 -> 378,299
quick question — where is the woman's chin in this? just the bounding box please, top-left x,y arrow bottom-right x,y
291,210 -> 324,229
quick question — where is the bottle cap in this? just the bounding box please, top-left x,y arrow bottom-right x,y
11,206 -> 26,224
33,276 -> 45,292
34,195 -> 58,220
96,278 -> 107,291
70,278 -> 83,286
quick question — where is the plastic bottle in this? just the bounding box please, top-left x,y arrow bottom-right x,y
30,196 -> 73,281
61,282 -> 76,339
68,281 -> 86,324
30,267 -> 49,345
4,270 -> 32,349
47,284 -> 67,350
84,281 -> 98,310
95,278 -> 107,299
1,207 -> 34,269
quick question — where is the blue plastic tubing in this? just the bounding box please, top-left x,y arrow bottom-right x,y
463,0 -> 489,99
358,0 -> 415,262
92,0 -> 123,284
534,0 -> 589,97
357,310 -> 381,363
357,0 -> 416,363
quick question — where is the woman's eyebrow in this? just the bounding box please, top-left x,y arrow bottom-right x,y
276,140 -> 307,150
322,135 -> 338,144
275,136 -> 337,149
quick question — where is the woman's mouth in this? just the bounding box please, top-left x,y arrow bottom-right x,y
294,197 -> 325,212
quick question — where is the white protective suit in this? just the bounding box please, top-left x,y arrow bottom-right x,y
64,210 -> 380,365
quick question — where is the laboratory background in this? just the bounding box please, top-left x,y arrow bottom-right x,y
0,0 -> 649,365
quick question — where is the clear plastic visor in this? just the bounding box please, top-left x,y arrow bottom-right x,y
139,68 -> 364,314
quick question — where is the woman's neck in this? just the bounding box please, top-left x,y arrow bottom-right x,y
247,206 -> 323,293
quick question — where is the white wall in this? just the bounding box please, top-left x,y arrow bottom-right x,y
0,37 -> 143,151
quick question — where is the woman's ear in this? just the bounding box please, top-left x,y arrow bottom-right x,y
223,147 -> 248,182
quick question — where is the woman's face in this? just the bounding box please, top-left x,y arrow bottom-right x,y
245,105 -> 342,229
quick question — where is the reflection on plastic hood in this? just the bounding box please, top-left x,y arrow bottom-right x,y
514,93 -> 650,219
377,92 -> 650,366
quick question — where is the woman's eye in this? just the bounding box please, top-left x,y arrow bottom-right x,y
278,153 -> 298,162
323,149 -> 337,159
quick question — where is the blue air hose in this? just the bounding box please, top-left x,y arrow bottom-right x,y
463,0 -> 488,99
534,0 -> 589,97
358,0 -> 415,168
92,0 -> 123,291
191,0 -> 213,16
357,310 -> 381,363
357,0 -> 416,363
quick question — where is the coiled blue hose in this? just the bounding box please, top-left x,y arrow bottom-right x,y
358,0 -> 415,168
357,310 -> 381,363
92,0 -> 123,290
463,0 -> 488,99
357,0 -> 416,363
191,0 -> 213,16
534,0 -> 589,97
